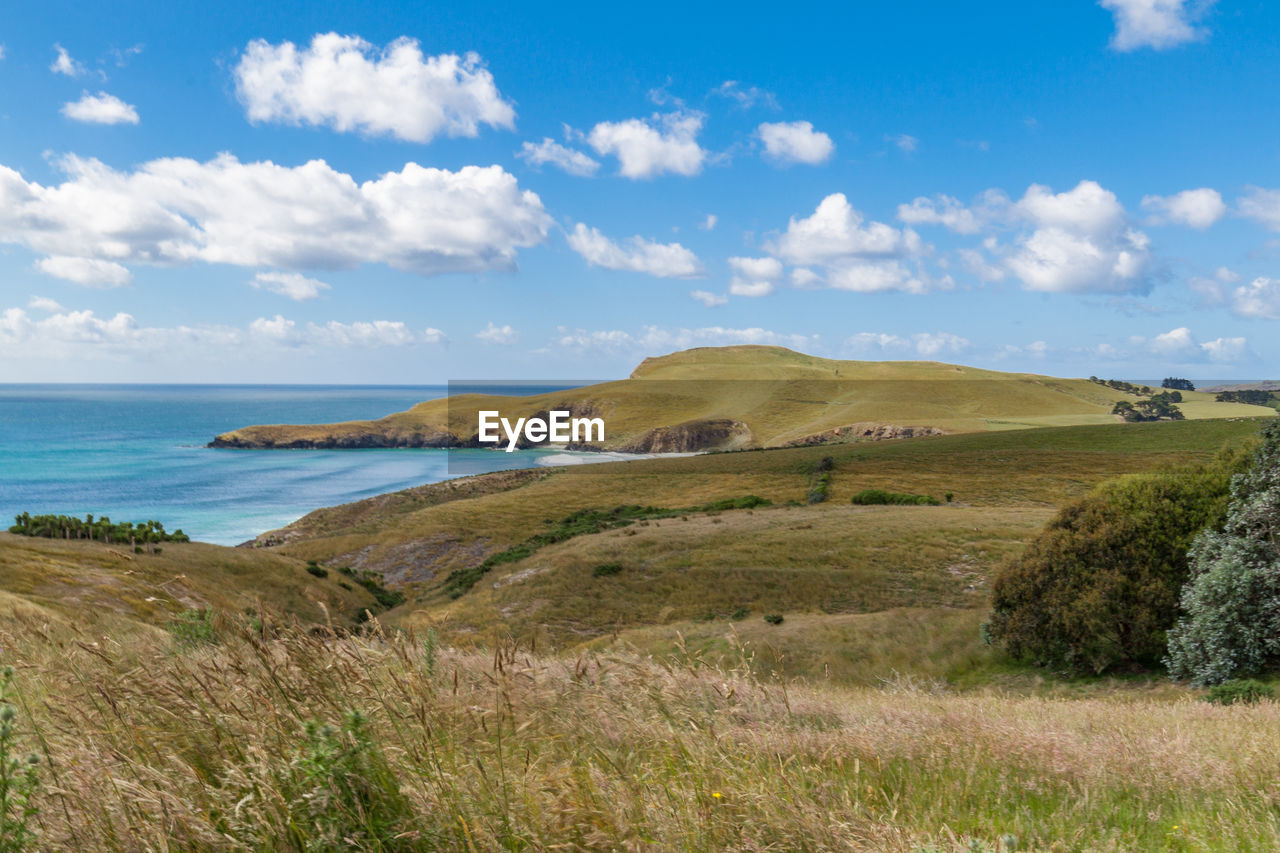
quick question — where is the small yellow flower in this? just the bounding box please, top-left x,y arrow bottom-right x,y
712,792 -> 722,799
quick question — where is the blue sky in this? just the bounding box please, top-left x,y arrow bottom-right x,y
1,0 -> 1279,382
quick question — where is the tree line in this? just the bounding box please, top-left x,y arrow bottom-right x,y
9,513 -> 190,549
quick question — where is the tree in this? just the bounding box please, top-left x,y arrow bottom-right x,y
1166,420 -> 1280,684
987,456 -> 1243,674
1163,377 -> 1196,391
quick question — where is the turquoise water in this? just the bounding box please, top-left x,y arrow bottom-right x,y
0,385 -> 586,546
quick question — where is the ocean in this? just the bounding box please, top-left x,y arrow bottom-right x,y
0,384 -> 604,546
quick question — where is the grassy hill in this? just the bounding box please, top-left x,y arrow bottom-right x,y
211,345 -> 1274,451
0,532 -> 380,637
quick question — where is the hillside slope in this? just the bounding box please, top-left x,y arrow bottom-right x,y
211,346 -> 1273,451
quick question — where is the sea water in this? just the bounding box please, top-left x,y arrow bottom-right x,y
0,384 -> 602,546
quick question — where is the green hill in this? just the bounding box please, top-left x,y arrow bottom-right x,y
211,346 -> 1274,451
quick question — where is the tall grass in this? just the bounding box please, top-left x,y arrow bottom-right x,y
4,613 -> 1280,851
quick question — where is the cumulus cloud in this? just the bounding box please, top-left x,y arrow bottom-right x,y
587,111 -> 706,179
766,193 -> 934,293
250,271 -> 331,301
757,121 -> 834,165
897,194 -> 985,234
61,91 -> 140,125
0,305 -> 443,364
1238,186 -> 1280,231
1231,277 -> 1280,320
555,324 -> 819,353
567,223 -> 703,278
0,154 -> 550,279
35,256 -> 133,287
727,256 -> 783,297
699,214 -> 717,231
1188,265 -> 1237,304
1100,0 -> 1213,51
1100,326 -> 1249,363
711,81 -> 779,110
689,289 -> 727,307
844,331 -> 970,358
249,314 -> 437,347
50,44 -> 84,76
516,138 -> 599,176
234,33 -> 514,142
476,322 -> 518,344
1005,180 -> 1150,293
1141,187 -> 1225,228
27,296 -> 63,312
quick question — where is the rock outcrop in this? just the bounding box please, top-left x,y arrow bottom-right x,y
617,419 -> 752,453
786,423 -> 946,447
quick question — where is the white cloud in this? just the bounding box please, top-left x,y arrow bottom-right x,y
587,111 -> 706,179
1005,180 -> 1150,293
1188,266 -> 1237,304
234,33 -> 515,143
27,296 -> 63,312
516,138 -> 599,176
0,154 -> 550,279
766,193 -> 935,294
771,194 -> 922,265
757,121 -> 834,165
844,331 -> 970,358
790,268 -> 821,288
50,44 -> 84,77
728,256 -> 783,297
61,91 -> 140,125
567,223 -> 704,278
1238,186 -> 1280,231
1140,188 -> 1225,228
711,81 -> 779,110
689,289 -> 727,307
887,133 -> 918,153
476,322 -> 518,344
555,324 -> 819,353
1101,326 -> 1249,363
251,271 -> 331,301
0,45 -> 7,61
1231,277 -> 1280,320
1100,0 -> 1213,51
699,214 -> 718,231
35,256 -> 132,287
249,315 -> 435,347
897,194 -> 983,234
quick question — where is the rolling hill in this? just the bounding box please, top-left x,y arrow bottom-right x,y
210,346 -> 1275,451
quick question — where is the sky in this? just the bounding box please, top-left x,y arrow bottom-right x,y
1,0 -> 1279,383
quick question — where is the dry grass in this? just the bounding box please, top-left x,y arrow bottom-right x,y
3,616 -> 1279,851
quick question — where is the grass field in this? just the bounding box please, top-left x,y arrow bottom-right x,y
5,619 -> 1280,851
213,346 -> 1275,451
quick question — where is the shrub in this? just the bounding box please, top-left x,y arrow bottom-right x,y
730,608 -> 750,621
167,608 -> 218,648
764,614 -> 784,625
851,489 -> 941,506
987,457 -> 1242,675
305,563 -> 329,578
1202,679 -> 1275,706
1167,420 -> 1280,684
0,666 -> 40,851
592,562 -> 623,578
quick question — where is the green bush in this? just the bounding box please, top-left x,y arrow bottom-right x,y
730,608 -> 750,621
850,489 -> 941,506
592,562 -> 623,578
764,614 -> 784,625
167,608 -> 218,648
987,456 -> 1242,675
305,563 -> 329,578
1167,421 -> 1280,684
0,666 -> 40,851
1202,679 -> 1275,705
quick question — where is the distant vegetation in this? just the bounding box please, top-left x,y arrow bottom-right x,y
1090,376 -> 1155,396
1112,392 -> 1184,422
9,512 -> 189,550
1162,377 -> 1196,391
850,488 -> 942,506
1216,389 -> 1278,408
806,456 -> 834,504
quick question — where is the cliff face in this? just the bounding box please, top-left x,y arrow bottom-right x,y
786,423 -> 947,447
617,419 -> 751,453
210,426 -> 457,449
